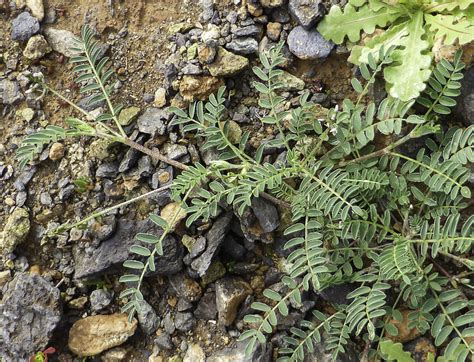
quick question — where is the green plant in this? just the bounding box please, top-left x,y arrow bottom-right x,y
317,0 -> 474,101
121,44 -> 473,361
380,339 -> 414,361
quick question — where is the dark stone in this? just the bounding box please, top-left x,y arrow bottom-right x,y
96,162 -> 119,178
191,212 -> 233,276
0,273 -> 62,360
189,236 -> 206,259
154,333 -> 173,350
207,340 -> 272,362
194,291 -> 217,320
226,37 -> 259,55
13,166 -> 36,191
318,283 -> 357,305
174,312 -> 195,332
251,197 -> 279,233
119,148 -> 140,173
287,26 -> 334,60
221,235 -> 246,261
0,79 -> 23,105
137,300 -> 160,335
11,12 -> 40,41
73,218 -> 183,279
233,25 -> 263,39
90,289 -> 113,311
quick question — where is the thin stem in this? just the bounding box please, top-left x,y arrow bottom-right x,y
49,185 -> 172,235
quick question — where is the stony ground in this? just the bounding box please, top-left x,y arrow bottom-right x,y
0,0 -> 473,361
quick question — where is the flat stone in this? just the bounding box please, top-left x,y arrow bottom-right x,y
1,79 -> 23,105
73,218 -> 183,279
215,277 -> 252,326
137,300 -> 159,335
287,26 -> 334,60
11,12 -> 39,41
251,197 -> 279,233
179,75 -> 224,101
0,273 -> 62,360
136,107 -> 169,136
118,106 -> 140,126
90,289 -> 113,311
43,27 -> 77,57
169,273 -> 202,302
274,70 -> 305,91
0,207 -> 30,255
68,314 -> 137,357
194,291 -> 217,320
226,37 -> 259,55
207,47 -> 249,77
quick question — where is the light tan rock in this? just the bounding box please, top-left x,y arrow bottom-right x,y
206,47 -> 249,77
68,314 -> 137,357
385,310 -> 421,343
179,75 -> 223,101
49,142 -> 65,161
26,0 -> 44,20
184,344 -> 206,362
23,34 -> 51,59
160,202 -> 187,231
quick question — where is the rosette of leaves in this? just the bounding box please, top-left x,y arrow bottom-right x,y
317,0 -> 474,101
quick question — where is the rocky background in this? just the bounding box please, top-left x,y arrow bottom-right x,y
0,0 -> 473,361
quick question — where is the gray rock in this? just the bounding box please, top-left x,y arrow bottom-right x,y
303,336 -> 358,362
0,273 -> 62,360
155,333 -> 173,350
194,291 -> 217,320
0,207 -> 30,255
163,312 -> 175,334
287,26 -> 334,60
189,235 -> 206,259
0,79 -> 23,105
318,283 -> 357,306
191,212 -> 233,276
216,277 -> 252,326
138,156 -> 153,177
43,27 -> 77,57
59,184 -> 75,200
289,0 -> 324,28
73,219 -> 183,279
90,289 -> 113,311
271,8 -> 291,23
89,215 -> 117,242
456,66 -> 474,126
177,299 -> 193,312
226,37 -> 259,55
222,235 -> 246,261
137,107 -> 170,136
163,143 -> 188,160
200,0 -> 214,22
207,340 -> 272,362
251,197 -> 279,233
174,312 -> 195,332
96,162 -> 119,178
137,300 -> 159,335
169,273 -> 202,302
11,12 -> 40,41
182,63 -> 202,75
233,25 -> 262,38
119,148 -> 140,173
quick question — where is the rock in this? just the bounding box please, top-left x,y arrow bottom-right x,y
101,347 -> 131,361
227,120 -> 243,144
404,337 -> 436,362
118,148 -> 140,173
207,340 -> 272,362
68,296 -> 88,309
226,37 -> 259,55
200,0 -> 214,22
43,27 -> 77,57
11,12 -> 40,41
318,283 -> 357,305
23,34 -> 51,59
207,47 -> 249,77
118,106 -> 140,126
251,197 -> 279,233
194,291 -> 217,320
73,218 -> 183,279
49,142 -> 65,161
274,71 -> 305,91
198,43 -> 217,64
261,0 -> 285,8
0,207 -> 30,255
191,212 -> 233,276
247,2 -> 263,17
68,314 -> 137,357
287,26 -> 334,60
0,270 -> 12,288
386,310 -> 421,343
137,107 -> 169,136
169,273 -> 202,302
96,162 -> 119,178
215,277 -> 252,326
90,289 -> 113,311
303,336 -> 358,362
137,300 -> 159,335
189,235 -> 206,258
456,66 -> 474,125
154,87 -> 167,108
182,63 -> 202,75
179,75 -> 224,101
26,0 -> 44,20
163,143 -> 188,160
289,0 -> 324,28
184,344 -> 206,362
175,312 -> 195,332
21,107 -> 35,121
222,235 -> 246,261
0,273 -> 62,360
160,202 -> 187,231
155,333 -> 173,350
1,79 -> 23,105
201,261 -> 226,285
266,22 -> 282,42
233,25 -> 263,39
201,24 -> 220,43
